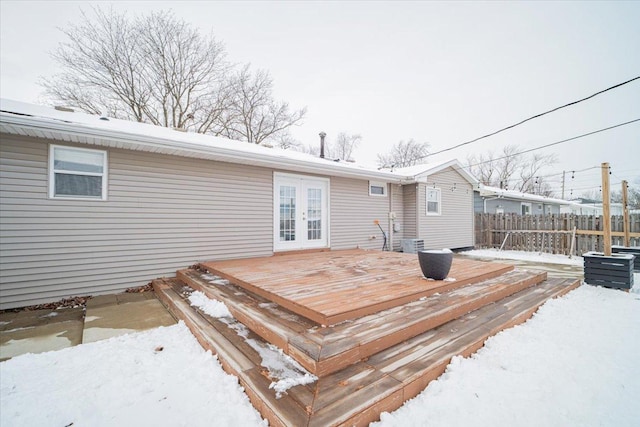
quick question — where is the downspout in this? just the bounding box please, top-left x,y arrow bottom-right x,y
415,183 -> 420,241
388,183 -> 394,251
483,196 -> 501,213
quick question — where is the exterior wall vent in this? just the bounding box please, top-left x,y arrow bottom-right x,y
401,239 -> 424,254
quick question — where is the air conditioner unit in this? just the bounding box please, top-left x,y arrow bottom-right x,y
401,239 -> 424,254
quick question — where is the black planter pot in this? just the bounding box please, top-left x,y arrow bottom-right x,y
418,249 -> 453,280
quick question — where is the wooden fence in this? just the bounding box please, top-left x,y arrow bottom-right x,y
475,213 -> 640,255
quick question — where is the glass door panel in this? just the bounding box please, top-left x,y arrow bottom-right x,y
279,185 -> 296,242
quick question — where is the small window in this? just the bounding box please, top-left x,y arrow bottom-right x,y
49,145 -> 107,200
426,187 -> 441,215
521,202 -> 532,215
369,181 -> 387,197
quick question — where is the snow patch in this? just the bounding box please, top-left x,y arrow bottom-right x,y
41,312 -> 59,318
188,291 -> 232,318
0,323 -> 267,426
460,248 -> 583,266
188,290 -> 317,397
373,283 -> 640,427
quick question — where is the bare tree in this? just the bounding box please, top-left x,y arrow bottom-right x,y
274,133 -> 302,150
612,185 -> 640,209
466,145 -> 557,195
377,139 -> 430,169
220,65 -> 306,144
42,7 -> 305,143
298,144 -> 320,157
329,132 -> 361,161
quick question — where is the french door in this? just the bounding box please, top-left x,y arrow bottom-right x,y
274,173 -> 329,251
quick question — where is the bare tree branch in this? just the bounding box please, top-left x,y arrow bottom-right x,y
466,144 -> 558,195
41,7 -> 305,143
377,139 -> 430,168
329,132 -> 361,161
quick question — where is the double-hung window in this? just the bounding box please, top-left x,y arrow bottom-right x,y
426,187 -> 441,215
49,145 -> 107,200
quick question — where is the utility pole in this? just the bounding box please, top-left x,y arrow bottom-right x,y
601,162 -> 611,256
561,170 -> 566,199
622,180 -> 630,247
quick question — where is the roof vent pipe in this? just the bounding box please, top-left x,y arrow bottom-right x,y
319,131 -> 326,159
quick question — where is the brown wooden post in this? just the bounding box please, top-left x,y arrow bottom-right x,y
601,162 -> 612,256
622,180 -> 631,247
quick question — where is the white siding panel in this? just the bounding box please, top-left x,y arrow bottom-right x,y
417,167 -> 474,249
0,136 -> 273,309
330,177 -> 390,251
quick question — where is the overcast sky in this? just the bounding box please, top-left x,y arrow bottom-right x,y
1,1 -> 638,197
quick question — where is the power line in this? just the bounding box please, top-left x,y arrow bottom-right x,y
498,166 -> 600,183
426,75 -> 640,158
464,118 -> 640,168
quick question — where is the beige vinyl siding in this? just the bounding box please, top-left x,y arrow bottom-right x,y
1,135 -> 273,309
402,184 -> 418,240
417,167 -> 474,249
330,177 -> 390,250
390,184 -> 404,251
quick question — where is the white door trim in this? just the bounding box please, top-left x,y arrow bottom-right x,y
273,172 -> 330,252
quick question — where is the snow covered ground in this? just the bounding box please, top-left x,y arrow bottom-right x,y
459,248 -> 584,266
1,251 -> 639,426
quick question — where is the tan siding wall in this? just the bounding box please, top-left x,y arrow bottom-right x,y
1,136 -> 273,309
330,178 -> 390,250
417,167 -> 474,249
390,184 -> 404,251
1,135 -> 400,308
402,184 -> 418,240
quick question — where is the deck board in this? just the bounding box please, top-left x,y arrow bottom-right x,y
179,266 -> 546,377
201,249 -> 513,325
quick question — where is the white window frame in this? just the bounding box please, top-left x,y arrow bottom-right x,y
49,144 -> 108,200
369,181 -> 387,197
521,202 -> 532,215
426,187 -> 441,216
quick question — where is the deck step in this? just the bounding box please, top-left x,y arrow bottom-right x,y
153,276 -> 580,427
177,267 -> 547,376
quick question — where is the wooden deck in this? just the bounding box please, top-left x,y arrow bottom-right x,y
154,272 -> 580,427
200,249 -> 514,325
178,266 -> 547,376
152,249 -> 581,426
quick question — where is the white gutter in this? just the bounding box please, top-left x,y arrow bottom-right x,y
1,111 -> 408,183
483,196 -> 502,213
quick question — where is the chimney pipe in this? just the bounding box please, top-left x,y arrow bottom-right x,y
319,131 -> 326,159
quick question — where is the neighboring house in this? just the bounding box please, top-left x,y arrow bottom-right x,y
563,198 -> 624,216
474,185 -> 571,215
0,99 -> 476,309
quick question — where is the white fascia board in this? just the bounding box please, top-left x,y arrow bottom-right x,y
413,159 -> 479,185
0,112 -> 402,183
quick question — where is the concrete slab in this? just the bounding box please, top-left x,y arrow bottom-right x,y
0,308 -> 84,361
82,297 -> 176,344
